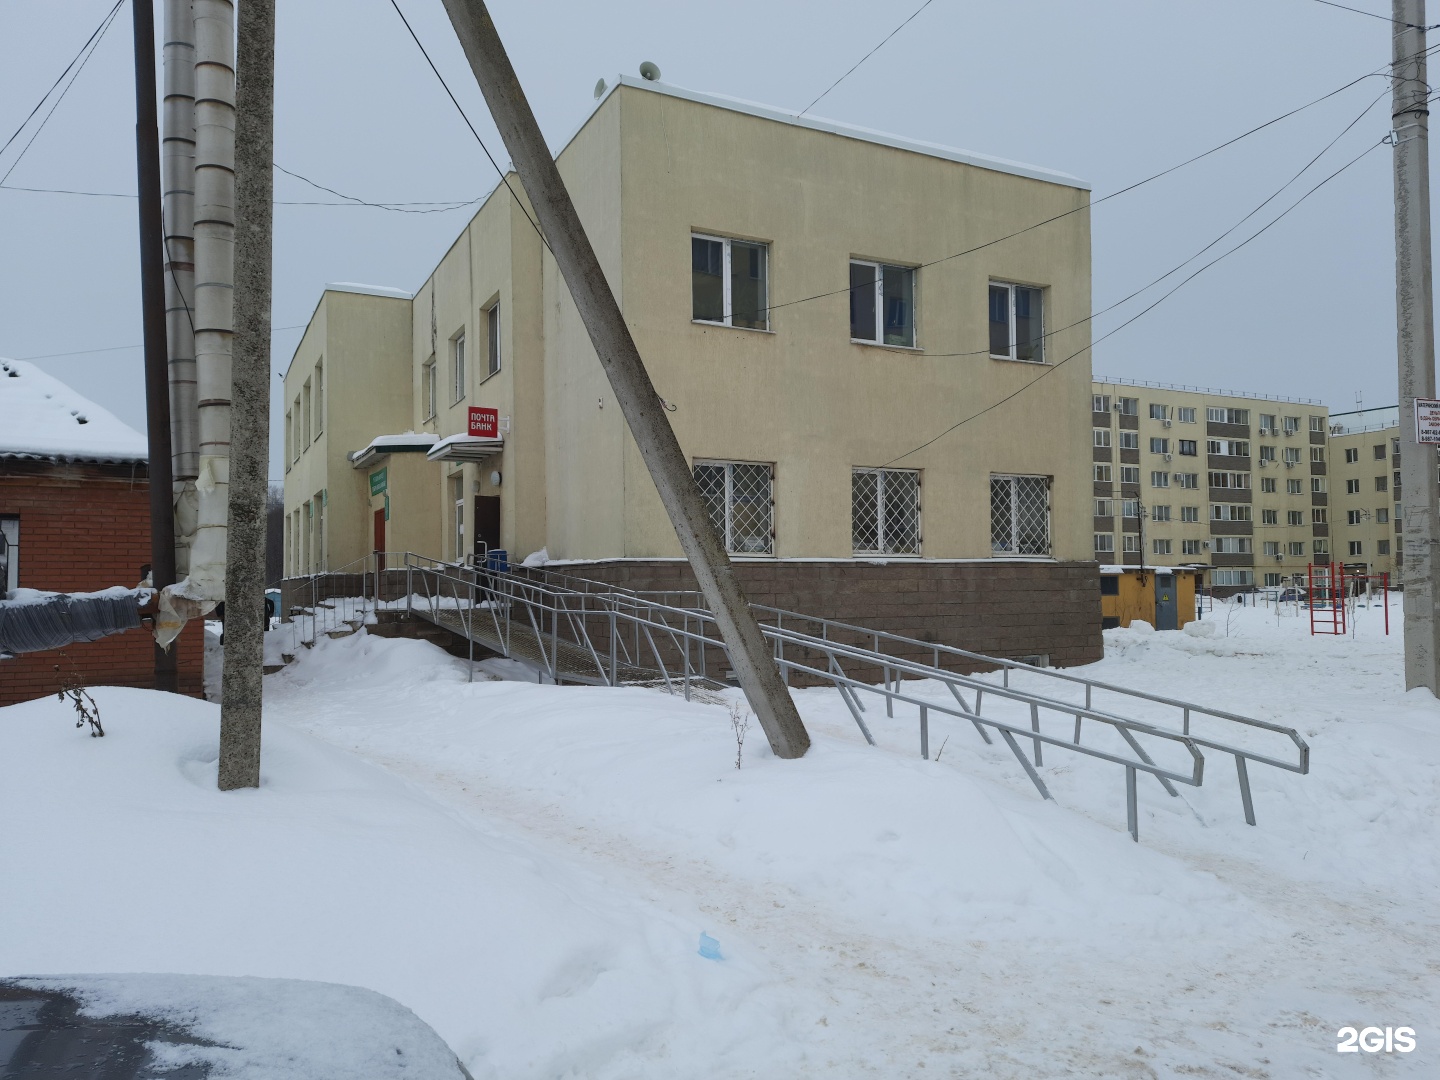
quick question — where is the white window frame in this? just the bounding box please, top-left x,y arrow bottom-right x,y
1344,447 -> 1359,463
694,233 -> 771,331
1152,538 -> 1172,555
1150,471 -> 1170,488
1122,533 -> 1141,553
852,259 -> 916,347
1094,533 -> 1115,553
1092,394 -> 1111,413
1177,407 -> 1196,424
422,356 -> 437,421
1093,464 -> 1113,483
1093,428 -> 1112,448
988,281 -> 1045,363
451,332 -> 466,404
486,302 -> 502,377
1151,505 -> 1171,522
0,515 -> 18,594
1181,505 -> 1200,522
1182,539 -> 1203,556
313,359 -> 324,438
1120,466 -> 1140,485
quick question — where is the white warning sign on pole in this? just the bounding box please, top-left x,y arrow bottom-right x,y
1417,398 -> 1440,444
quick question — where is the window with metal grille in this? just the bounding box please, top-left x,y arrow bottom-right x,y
851,468 -> 921,555
694,461 -> 774,554
990,475 -> 1051,556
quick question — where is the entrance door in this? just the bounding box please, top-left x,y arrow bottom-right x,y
1154,573 -> 1177,630
373,508 -> 386,569
474,495 -> 500,558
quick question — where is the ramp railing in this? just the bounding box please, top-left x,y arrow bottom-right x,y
395,556 -> 1307,840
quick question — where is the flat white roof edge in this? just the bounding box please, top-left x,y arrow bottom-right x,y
325,281 -> 414,300
601,75 -> 1090,191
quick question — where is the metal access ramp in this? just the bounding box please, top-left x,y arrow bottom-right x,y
404,555 -> 1309,841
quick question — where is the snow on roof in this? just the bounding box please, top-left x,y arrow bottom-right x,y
0,359 -> 147,464
325,282 -> 413,300
348,431 -> 438,469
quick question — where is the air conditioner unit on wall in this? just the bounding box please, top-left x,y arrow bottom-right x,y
1285,461 -> 1296,468
1163,453 -> 1172,462
1162,419 -> 1172,428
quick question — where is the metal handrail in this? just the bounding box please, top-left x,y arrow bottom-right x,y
391,554 -> 1308,840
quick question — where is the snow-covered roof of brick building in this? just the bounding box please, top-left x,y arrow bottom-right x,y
0,359 -> 148,464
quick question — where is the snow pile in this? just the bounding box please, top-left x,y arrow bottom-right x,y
0,359 -> 147,462
11,974 -> 465,1079
4,597 -> 1437,1076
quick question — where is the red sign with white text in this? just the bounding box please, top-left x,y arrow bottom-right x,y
468,406 -> 499,438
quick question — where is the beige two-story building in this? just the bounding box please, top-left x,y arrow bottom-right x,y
284,75 -> 1102,666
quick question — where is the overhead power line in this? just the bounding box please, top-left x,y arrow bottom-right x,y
1305,0 -> 1440,29
882,138 -> 1385,466
799,0 -> 938,117
0,0 -> 124,163
11,324 -> 308,363
384,0 -> 549,248
0,180 -> 482,210
0,0 -> 124,187
757,42 -> 1439,322
915,84 -> 1392,362
273,162 -> 482,213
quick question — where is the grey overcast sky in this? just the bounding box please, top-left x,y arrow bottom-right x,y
0,0 -> 1422,481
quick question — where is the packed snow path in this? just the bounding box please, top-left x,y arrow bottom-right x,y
3,600 -> 1434,1076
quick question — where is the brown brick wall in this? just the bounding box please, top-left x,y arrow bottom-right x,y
0,461 -> 203,707
541,559 -> 1103,679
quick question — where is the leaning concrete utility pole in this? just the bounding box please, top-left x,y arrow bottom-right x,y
439,0 -> 810,758
132,0 -> 178,693
219,0 -> 275,791
162,0 -> 199,578
1391,0 -> 1440,694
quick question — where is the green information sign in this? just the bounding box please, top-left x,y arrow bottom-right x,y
369,467 -> 388,497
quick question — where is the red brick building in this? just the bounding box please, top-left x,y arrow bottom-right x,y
0,360 -> 202,706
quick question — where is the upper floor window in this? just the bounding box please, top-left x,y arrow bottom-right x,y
451,332 -> 466,404
1310,415 -> 1326,432
1282,415 -> 1300,435
423,356 -> 437,421
695,460 -> 774,555
284,411 -> 292,473
1207,407 -> 1250,426
1258,413 -> 1277,434
851,260 -> 914,346
1344,447 -> 1359,463
302,380 -> 312,446
1116,397 -> 1139,416
486,302 -> 502,376
693,234 -> 769,330
852,468 -> 921,555
1374,443 -> 1387,459
313,360 -> 324,438
1177,407 -> 1197,423
1092,394 -> 1111,413
988,281 -> 1043,362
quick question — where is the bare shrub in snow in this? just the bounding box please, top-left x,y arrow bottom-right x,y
54,663 -> 103,737
728,702 -> 750,770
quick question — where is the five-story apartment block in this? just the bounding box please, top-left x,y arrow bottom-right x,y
1091,380 -> 1330,593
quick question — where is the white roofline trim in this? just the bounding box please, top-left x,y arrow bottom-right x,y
325,282 -> 414,300
582,75 -> 1089,190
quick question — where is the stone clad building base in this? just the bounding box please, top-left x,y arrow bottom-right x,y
548,559 -> 1103,675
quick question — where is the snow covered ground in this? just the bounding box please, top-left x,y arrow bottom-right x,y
3,598 -> 1435,1077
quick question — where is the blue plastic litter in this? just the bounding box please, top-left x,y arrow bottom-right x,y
698,932 -> 722,961
485,549 -> 509,573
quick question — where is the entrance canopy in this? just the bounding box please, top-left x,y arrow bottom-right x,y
349,432 -> 439,470
426,434 -> 504,463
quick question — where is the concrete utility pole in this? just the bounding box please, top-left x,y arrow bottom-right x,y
132,0 -> 178,693
439,0 -> 810,758
218,0 -> 275,791
1391,0 -> 1440,694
